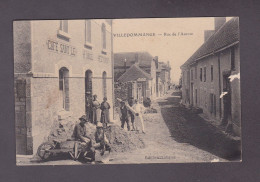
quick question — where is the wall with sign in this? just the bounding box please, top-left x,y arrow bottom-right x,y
14,19 -> 114,154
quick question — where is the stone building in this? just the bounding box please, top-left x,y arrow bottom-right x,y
180,17 -> 241,136
14,19 -> 114,155
117,64 -> 153,103
114,52 -> 157,99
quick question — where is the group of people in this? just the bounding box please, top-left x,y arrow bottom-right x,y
119,97 -> 146,134
86,94 -> 111,127
70,95 -> 146,162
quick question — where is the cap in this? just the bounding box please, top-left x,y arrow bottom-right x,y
79,115 -> 88,121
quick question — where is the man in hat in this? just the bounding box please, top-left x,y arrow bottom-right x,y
72,115 -> 91,144
72,115 -> 95,162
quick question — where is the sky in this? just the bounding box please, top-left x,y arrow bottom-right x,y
112,17 -> 232,84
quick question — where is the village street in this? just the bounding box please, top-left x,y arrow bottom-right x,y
17,90 -> 241,165
108,90 -> 241,164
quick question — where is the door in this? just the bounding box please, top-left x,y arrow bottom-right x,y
190,83 -> 194,106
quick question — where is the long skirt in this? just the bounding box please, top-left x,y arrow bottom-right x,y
93,108 -> 101,123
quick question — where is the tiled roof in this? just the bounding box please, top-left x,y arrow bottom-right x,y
114,51 -> 154,68
181,17 -> 239,68
118,64 -> 152,82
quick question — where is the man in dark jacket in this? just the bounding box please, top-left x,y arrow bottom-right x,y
120,101 -> 130,131
71,115 -> 95,161
72,115 -> 91,143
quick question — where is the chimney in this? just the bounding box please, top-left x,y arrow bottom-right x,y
214,17 -> 226,31
204,30 -> 215,42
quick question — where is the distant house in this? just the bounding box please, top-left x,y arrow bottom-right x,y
114,52 -> 157,99
117,64 -> 153,103
180,17 -> 240,136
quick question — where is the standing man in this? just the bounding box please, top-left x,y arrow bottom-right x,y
100,97 -> 111,128
128,97 -> 136,131
120,101 -> 130,131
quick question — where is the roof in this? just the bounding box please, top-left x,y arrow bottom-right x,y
117,64 -> 152,82
181,17 -> 239,69
114,51 -> 154,68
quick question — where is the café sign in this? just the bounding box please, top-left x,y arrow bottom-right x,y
47,39 -> 76,56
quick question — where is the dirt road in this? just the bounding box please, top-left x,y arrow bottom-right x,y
17,90 -> 240,165
108,91 -> 241,164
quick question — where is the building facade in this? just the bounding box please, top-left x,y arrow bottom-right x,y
180,17 -> 241,136
14,19 -> 114,155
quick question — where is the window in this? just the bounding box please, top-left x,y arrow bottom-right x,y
191,69 -> 193,81
58,20 -> 70,40
231,47 -> 235,70
211,65 -> 213,82
101,23 -> 106,49
59,67 -> 70,111
200,68 -> 202,81
60,20 -> 68,33
195,67 -> 197,79
85,70 -> 93,96
85,20 -> 91,44
204,67 -> 206,82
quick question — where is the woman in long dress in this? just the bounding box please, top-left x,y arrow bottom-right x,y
100,97 -> 111,127
92,95 -> 101,124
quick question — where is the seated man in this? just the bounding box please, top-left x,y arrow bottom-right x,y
95,122 -> 111,155
72,115 -> 95,161
72,115 -> 91,144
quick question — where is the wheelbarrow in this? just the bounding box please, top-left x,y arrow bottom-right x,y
37,139 -> 95,162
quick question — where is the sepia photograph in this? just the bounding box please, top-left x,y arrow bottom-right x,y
14,17 -> 241,165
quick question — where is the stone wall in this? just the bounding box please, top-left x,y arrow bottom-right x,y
31,77 -> 60,154
15,74 -> 33,154
13,21 -> 31,73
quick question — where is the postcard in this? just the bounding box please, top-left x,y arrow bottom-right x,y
14,17 -> 241,165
